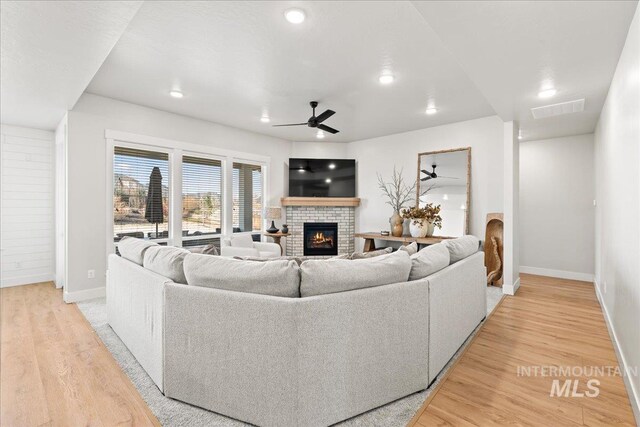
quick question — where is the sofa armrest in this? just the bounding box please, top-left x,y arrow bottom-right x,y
163,284 -> 299,426
253,241 -> 281,255
427,251 -> 486,383
220,246 -> 259,257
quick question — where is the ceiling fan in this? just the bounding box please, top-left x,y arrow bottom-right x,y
273,101 -> 340,134
421,164 -> 460,181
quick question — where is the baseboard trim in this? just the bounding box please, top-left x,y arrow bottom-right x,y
502,277 -> 520,295
1,274 -> 55,288
519,266 -> 594,283
63,286 -> 106,303
594,279 -> 640,424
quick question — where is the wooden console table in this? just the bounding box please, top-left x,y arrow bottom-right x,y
354,232 -> 453,252
263,232 -> 290,255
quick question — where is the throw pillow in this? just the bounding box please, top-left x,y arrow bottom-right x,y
350,246 -> 393,259
118,236 -> 158,266
184,254 -> 300,298
188,244 -> 219,256
398,242 -> 418,256
300,250 -> 411,297
143,246 -> 190,284
443,235 -> 480,264
408,243 -> 450,281
230,234 -> 254,248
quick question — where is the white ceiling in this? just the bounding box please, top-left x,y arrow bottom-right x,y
0,1 -> 142,129
413,0 -> 638,142
86,1 -> 495,142
1,1 -> 637,142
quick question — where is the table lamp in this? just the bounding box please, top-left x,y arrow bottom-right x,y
265,206 -> 281,233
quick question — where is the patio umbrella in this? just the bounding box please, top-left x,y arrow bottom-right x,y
145,166 -> 164,238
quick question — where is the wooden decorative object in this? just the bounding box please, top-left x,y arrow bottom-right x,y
484,213 -> 504,286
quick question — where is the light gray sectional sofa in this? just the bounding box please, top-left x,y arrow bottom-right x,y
107,236 -> 486,427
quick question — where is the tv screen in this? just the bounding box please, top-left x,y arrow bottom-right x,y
289,158 -> 356,197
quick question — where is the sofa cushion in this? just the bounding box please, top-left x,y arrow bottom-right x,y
230,234 -> 254,248
143,246 -> 189,284
235,255 -> 308,266
118,236 -> 158,265
184,254 -> 300,298
188,244 -> 218,256
300,250 -> 411,297
408,243 -> 450,281
398,242 -> 418,256
443,235 -> 480,264
350,246 -> 393,259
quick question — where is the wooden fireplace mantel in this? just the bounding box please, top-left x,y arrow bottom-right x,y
281,197 -> 361,207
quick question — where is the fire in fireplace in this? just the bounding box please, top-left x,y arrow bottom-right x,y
304,222 -> 338,256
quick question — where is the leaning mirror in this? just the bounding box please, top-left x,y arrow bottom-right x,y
416,147 -> 470,237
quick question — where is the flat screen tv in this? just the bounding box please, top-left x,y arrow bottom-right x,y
289,158 -> 356,197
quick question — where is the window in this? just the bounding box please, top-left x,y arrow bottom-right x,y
232,162 -> 263,233
182,155 -> 222,249
113,147 -> 169,242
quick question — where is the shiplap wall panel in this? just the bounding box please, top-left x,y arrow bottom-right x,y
1,128 -> 55,287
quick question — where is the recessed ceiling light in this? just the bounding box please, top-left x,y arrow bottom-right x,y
328,163 -> 336,169
325,178 -> 332,183
460,204 -> 466,210
260,115 -> 270,123
284,8 -> 305,24
425,107 -> 438,115
443,194 -> 448,200
169,90 -> 183,98
379,73 -> 395,85
316,130 -> 325,139
518,130 -> 523,140
538,88 -> 557,98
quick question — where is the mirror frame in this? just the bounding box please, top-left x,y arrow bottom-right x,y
416,147 -> 471,236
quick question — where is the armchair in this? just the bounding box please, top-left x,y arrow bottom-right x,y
220,234 -> 281,258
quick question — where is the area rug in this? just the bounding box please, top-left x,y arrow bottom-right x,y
77,287 -> 503,427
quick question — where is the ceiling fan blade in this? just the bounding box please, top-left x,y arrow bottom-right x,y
420,177 -> 432,181
317,124 -> 339,134
315,109 -> 335,123
421,169 -> 433,176
272,123 -> 308,127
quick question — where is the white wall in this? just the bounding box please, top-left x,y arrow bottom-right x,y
290,141 -> 350,159
1,125 -> 55,287
64,93 -> 291,301
519,134 -> 595,281
594,4 -> 640,419
345,115 -> 504,250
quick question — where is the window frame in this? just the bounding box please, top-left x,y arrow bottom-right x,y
106,130 -> 269,258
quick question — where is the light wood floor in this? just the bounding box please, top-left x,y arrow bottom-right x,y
1,277 -> 635,426
410,274 -> 636,426
0,282 -> 159,426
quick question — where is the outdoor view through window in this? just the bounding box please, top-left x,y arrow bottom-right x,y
113,148 -> 264,248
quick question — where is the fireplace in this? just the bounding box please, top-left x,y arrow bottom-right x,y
304,222 -> 338,256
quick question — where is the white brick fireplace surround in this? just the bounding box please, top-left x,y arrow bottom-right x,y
282,198 -> 360,257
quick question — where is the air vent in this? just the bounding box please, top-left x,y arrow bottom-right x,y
531,98 -> 585,119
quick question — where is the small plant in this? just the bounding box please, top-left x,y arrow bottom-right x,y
377,167 -> 416,212
425,203 -> 443,229
401,206 -> 428,225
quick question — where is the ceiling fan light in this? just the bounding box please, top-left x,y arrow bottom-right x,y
260,115 -> 270,123
425,107 -> 438,115
316,130 -> 325,139
169,90 -> 183,98
284,8 -> 305,24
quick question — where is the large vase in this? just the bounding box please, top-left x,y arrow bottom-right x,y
389,211 -> 403,237
409,218 -> 428,238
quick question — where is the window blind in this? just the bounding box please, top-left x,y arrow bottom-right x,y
232,162 -> 263,233
113,147 -> 169,241
182,155 -> 222,244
